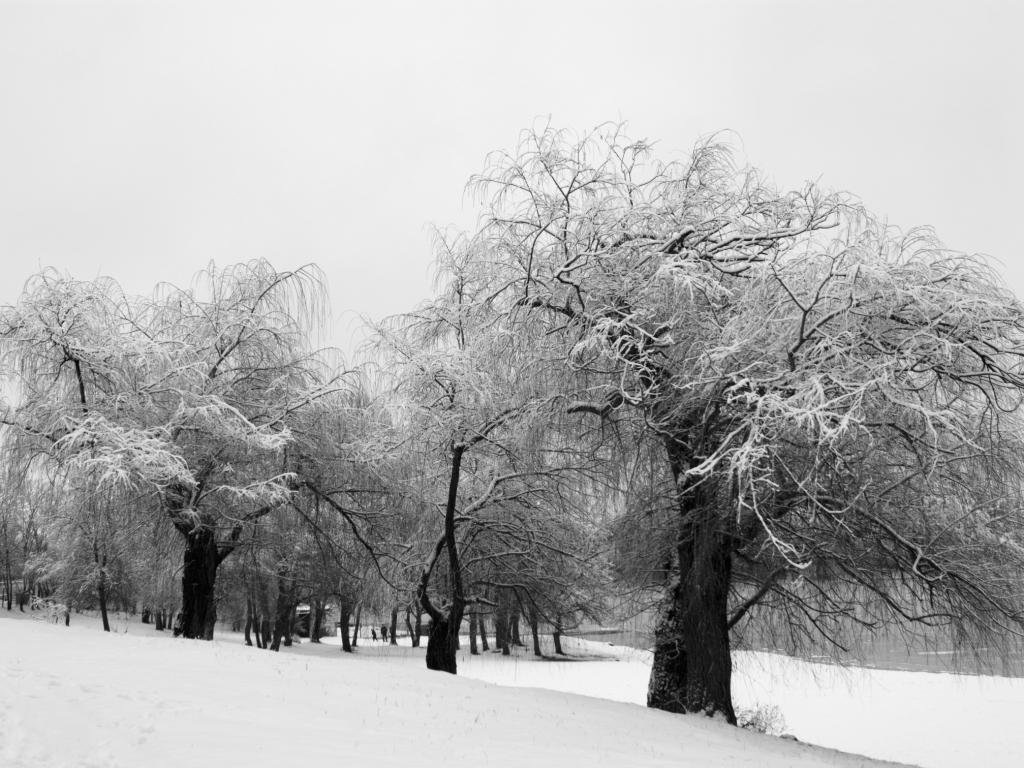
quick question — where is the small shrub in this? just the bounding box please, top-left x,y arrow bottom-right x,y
736,703 -> 786,736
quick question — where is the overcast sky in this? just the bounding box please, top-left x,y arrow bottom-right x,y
1,0 -> 1021,351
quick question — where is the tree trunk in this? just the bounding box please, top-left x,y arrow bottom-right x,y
528,604 -> 542,657
510,610 -> 523,647
389,607 -> 398,646
4,558 -> 12,611
421,444 -> 470,674
351,604 -> 361,648
404,606 -> 419,648
339,601 -> 352,653
97,558 -> 110,633
468,611 -> 479,655
244,598 -> 254,646
2,520 -> 11,611
284,604 -> 296,647
310,599 -> 323,643
141,607 -> 151,624
155,609 -> 165,632
270,573 -> 293,652
495,610 -> 510,655
479,614 -> 489,651
424,603 -> 465,674
553,615 -> 565,655
647,439 -> 736,723
178,526 -> 220,640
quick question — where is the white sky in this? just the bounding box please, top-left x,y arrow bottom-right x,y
1,0 -> 1021,352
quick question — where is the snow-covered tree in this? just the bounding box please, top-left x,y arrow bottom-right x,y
0,261 -> 340,639
462,124 -> 1024,721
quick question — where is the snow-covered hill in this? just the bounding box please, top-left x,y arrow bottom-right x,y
0,614 -> 899,768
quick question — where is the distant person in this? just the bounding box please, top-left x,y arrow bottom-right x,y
381,624 -> 389,643
371,628 -> 378,642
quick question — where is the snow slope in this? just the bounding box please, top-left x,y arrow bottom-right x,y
0,614 -> 898,768
300,633 -> 1024,768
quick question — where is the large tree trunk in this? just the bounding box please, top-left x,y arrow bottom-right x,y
178,527 -> 220,640
647,439 -> 736,724
422,444 -> 469,674
424,604 -> 465,674
389,607 -> 399,646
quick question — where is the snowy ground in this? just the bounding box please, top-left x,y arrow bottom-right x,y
1,611 -> 1020,767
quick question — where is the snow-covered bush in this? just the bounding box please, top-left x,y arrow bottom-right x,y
737,703 -> 786,736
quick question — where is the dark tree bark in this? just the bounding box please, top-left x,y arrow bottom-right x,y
421,444 -> 468,673
528,604 -> 542,657
389,607 -> 399,646
2,520 -> 12,611
468,611 -> 479,655
351,604 -> 361,648
552,615 -> 565,656
244,597 -> 254,646
413,608 -> 422,647
310,598 -> 324,643
510,610 -> 523,647
155,609 -> 166,632
647,438 -> 736,724
493,590 -> 511,655
423,611 -> 461,673
283,604 -> 296,647
270,571 -> 294,652
339,600 -> 352,653
479,614 -> 489,651
177,526 -> 220,640
141,608 -> 151,624
495,610 -> 510,656
96,561 -> 110,633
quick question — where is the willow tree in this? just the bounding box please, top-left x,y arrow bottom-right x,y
0,261 -> 337,639
372,234 -> 571,673
464,124 -> 1024,721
